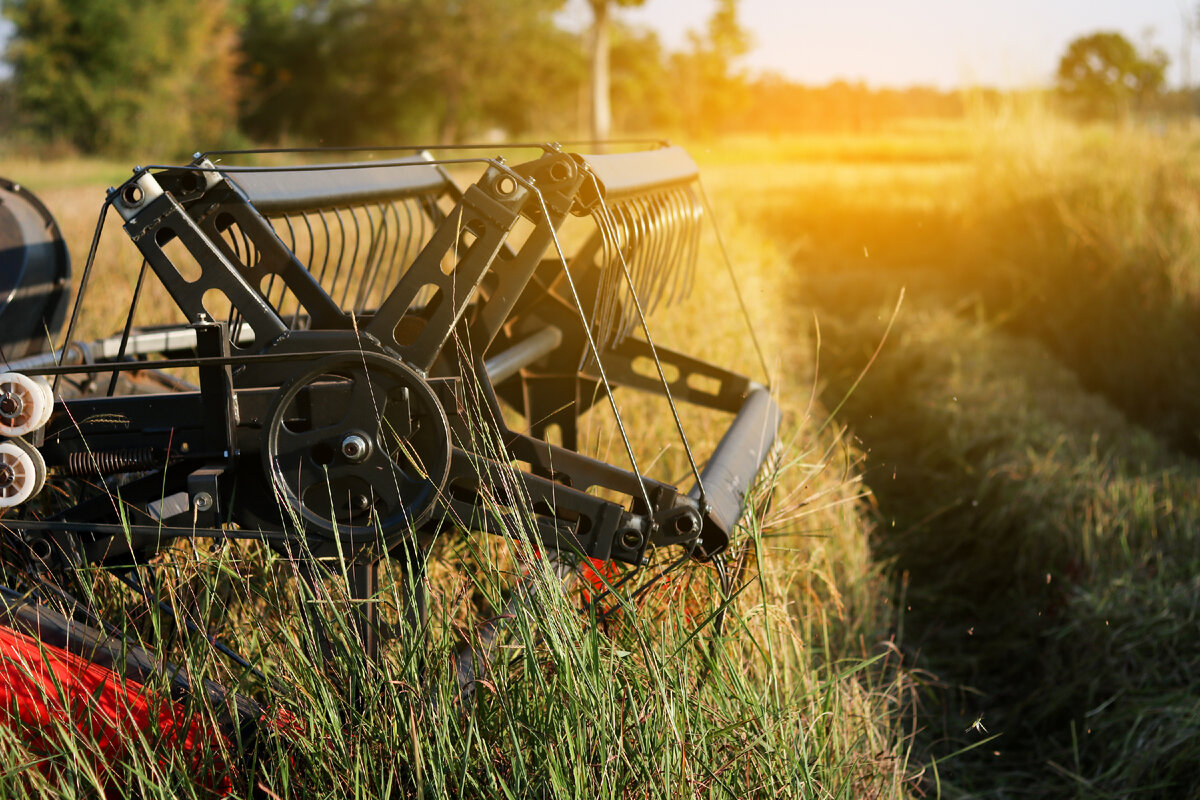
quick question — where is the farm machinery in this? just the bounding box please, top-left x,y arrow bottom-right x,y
0,143 -> 779,773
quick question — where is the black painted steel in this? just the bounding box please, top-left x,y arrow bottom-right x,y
0,178 -> 71,361
2,144 -> 781,664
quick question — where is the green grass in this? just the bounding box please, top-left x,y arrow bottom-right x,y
750,107 -> 1200,796
0,153 -> 913,797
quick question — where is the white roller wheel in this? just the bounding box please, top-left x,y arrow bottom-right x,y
0,440 -> 42,508
11,437 -> 46,498
0,372 -> 53,437
37,377 -> 54,427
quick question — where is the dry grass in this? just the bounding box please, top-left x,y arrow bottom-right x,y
1,145 -> 914,797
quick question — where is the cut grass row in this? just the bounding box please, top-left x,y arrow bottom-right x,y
751,111 -> 1200,795
809,306 -> 1200,795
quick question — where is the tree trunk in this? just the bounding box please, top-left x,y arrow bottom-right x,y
590,0 -> 611,145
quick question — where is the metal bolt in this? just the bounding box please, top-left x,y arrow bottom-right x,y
352,494 -> 371,511
341,433 -> 370,462
0,392 -> 21,419
0,464 -> 13,488
194,492 -> 214,512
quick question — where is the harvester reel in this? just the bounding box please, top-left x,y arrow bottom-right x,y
0,142 -> 781,677
264,352 -> 451,544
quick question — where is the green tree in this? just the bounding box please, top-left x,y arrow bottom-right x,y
669,0 -> 751,137
1,0 -> 239,155
238,0 -> 580,145
1056,31 -> 1168,119
608,23 -> 674,132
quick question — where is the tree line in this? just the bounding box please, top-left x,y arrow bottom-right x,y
0,0 -> 756,155
0,2 -> 1188,158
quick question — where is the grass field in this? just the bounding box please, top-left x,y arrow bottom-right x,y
3,105 -> 1199,797
732,103 -> 1200,797
0,141 -> 911,797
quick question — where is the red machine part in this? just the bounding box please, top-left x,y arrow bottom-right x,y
0,624 -> 234,794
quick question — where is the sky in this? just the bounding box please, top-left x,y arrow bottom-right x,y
1,2 -> 1196,89
563,0 -> 1197,89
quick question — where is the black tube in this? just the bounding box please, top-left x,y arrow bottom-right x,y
688,383 -> 781,555
574,146 -> 699,201
483,326 -> 563,385
223,156 -> 449,214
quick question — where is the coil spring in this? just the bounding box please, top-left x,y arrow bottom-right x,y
65,448 -> 159,476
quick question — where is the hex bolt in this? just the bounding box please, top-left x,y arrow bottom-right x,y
194,492 -> 214,512
0,464 -> 13,488
341,433 -> 370,462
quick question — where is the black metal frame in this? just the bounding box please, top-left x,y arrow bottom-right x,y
2,144 -> 780,655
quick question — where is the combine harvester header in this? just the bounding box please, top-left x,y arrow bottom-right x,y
0,142 -> 780,781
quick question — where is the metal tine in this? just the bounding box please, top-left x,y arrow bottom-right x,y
291,211 -> 319,328
367,202 -> 393,313
384,201 -> 406,308
636,193 -> 671,321
598,202 -> 625,344
656,185 -> 700,312
370,200 -> 405,314
655,187 -> 695,312
609,200 -> 636,341
346,204 -> 371,313
368,200 -> 401,312
370,201 -> 397,312
337,205 -> 365,310
313,208 -> 333,290
657,188 -> 685,307
586,207 -> 612,348
330,206 -> 355,310
662,187 -> 693,306
588,189 -> 707,497
385,197 -> 416,298
624,197 -> 651,341
592,204 -> 625,349
616,198 -> 642,343
351,203 -> 386,314
636,194 -> 665,316
328,206 -> 349,307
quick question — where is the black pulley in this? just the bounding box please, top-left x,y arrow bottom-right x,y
0,178 -> 71,360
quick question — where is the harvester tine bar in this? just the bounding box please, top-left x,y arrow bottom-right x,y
590,181 -> 705,501
531,187 -> 656,519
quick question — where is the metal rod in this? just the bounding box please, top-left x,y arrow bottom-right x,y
688,384 -> 781,535
482,326 -> 563,385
